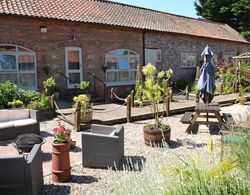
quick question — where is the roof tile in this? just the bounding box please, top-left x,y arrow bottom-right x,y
0,0 -> 248,43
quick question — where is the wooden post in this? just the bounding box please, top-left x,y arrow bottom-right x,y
165,96 -> 170,117
220,83 -> 223,95
185,85 -> 189,100
74,102 -> 81,132
170,87 -> 173,102
131,90 -> 135,107
111,88 -> 114,102
195,65 -> 200,81
126,95 -> 132,123
49,95 -> 56,117
195,91 -> 200,104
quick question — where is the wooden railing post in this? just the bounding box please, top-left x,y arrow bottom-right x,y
49,95 -> 56,117
195,91 -> 200,104
126,95 -> 132,123
74,102 -> 81,132
104,82 -> 106,102
185,85 -> 189,100
170,87 -> 173,102
111,88 -> 114,102
165,96 -> 170,117
131,90 -> 135,107
220,83 -> 223,95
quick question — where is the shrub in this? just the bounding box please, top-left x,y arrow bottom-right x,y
0,81 -> 44,108
176,78 -> 189,90
7,100 -> 23,108
73,94 -> 92,115
43,77 -> 58,95
80,81 -> 90,92
0,81 -> 22,108
27,95 -> 50,109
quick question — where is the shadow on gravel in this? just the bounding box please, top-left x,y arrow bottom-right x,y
69,175 -> 98,184
42,152 -> 52,162
70,145 -> 81,153
40,131 -> 53,138
209,125 -> 221,135
119,155 -> 146,172
169,140 -> 183,149
177,138 -> 206,149
41,185 -> 71,195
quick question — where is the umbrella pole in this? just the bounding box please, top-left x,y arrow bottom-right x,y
206,95 -> 209,126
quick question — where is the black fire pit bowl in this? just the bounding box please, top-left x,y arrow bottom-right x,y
12,133 -> 45,154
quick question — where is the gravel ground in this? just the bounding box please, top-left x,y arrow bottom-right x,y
41,103 -> 250,195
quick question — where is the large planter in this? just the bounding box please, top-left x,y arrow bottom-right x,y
143,125 -> 171,146
38,107 -> 54,121
80,112 -> 93,123
51,142 -> 71,182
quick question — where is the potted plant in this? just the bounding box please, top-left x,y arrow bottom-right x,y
51,119 -> 71,182
236,93 -> 247,105
27,94 -> 54,121
43,77 -> 60,98
142,63 -> 173,147
73,94 -> 93,123
80,80 -> 90,94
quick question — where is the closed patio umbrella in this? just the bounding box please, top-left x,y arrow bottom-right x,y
197,45 -> 216,103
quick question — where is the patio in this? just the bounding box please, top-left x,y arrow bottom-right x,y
0,103 -> 249,194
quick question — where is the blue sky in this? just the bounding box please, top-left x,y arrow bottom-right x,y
111,0 -> 198,18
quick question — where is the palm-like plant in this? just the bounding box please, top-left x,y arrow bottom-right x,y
142,63 -> 173,127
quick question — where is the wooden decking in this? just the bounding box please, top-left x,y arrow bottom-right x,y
57,93 -> 250,130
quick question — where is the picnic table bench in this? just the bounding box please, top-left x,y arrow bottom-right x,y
180,103 -> 236,133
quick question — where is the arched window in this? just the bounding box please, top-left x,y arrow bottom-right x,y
0,45 -> 37,90
106,49 -> 140,86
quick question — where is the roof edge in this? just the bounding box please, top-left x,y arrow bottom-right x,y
102,0 -> 234,27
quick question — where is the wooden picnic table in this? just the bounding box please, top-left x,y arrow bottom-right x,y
180,102 -> 234,133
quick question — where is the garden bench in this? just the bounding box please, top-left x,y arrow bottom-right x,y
180,112 -> 193,124
222,113 -> 236,127
180,103 -> 230,133
0,109 -> 40,141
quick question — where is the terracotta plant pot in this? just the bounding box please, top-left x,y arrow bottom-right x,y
51,142 -> 71,182
239,99 -> 246,105
143,125 -> 171,146
80,112 -> 93,123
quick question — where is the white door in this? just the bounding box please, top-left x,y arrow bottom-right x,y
65,47 -> 83,88
145,48 -> 161,66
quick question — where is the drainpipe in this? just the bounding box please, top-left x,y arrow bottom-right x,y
142,30 -> 146,66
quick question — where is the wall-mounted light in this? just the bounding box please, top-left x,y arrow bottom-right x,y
40,25 -> 47,33
71,30 -> 76,41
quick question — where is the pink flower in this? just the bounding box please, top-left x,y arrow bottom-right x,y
52,119 -> 71,143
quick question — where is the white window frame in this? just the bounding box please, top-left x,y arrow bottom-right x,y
0,44 -> 37,90
65,47 -> 83,89
181,52 -> 197,68
105,49 -> 140,86
223,54 -> 234,64
156,49 -> 161,62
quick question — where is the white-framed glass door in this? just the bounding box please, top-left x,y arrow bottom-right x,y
65,47 -> 83,88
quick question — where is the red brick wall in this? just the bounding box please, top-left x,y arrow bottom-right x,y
0,15 -> 249,99
0,15 -> 143,98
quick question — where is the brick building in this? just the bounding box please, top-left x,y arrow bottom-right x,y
0,0 -> 249,98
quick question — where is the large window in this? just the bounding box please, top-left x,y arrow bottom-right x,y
106,49 -> 140,86
181,52 -> 197,68
0,45 -> 37,90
